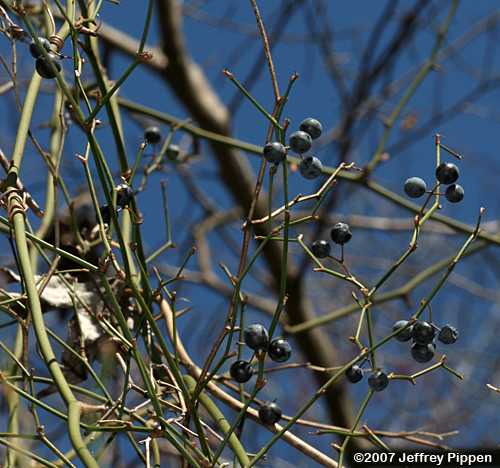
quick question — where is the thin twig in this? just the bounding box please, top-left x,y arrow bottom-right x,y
249,0 -> 280,102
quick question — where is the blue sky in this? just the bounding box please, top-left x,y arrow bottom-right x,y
1,1 -> 500,466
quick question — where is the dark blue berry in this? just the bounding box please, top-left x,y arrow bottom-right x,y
330,222 -> 352,245
116,183 -> 134,208
299,118 -> 322,140
411,342 -> 435,363
298,156 -> 323,179
166,144 -> 180,160
445,184 -> 464,203
30,37 -> 51,58
393,320 -> 413,342
243,324 -> 269,351
346,365 -> 363,383
258,401 -> 282,425
144,126 -> 161,144
411,321 -> 435,345
35,53 -> 61,79
368,371 -> 389,392
436,162 -> 459,185
99,205 -> 113,224
268,338 -> 291,362
404,177 -> 427,198
230,360 -> 253,383
289,131 -> 312,154
438,325 -> 458,344
311,240 -> 331,258
263,142 -> 286,163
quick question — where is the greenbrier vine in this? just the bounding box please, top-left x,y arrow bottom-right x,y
0,0 -> 496,467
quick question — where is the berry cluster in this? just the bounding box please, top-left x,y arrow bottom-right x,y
30,37 -> 62,79
345,364 -> 390,392
310,222 -> 352,259
230,324 -> 292,383
393,319 -> 459,363
229,324 -> 292,426
404,160 -> 464,204
262,117 -> 324,179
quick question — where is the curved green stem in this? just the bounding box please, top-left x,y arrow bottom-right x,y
7,35 -> 98,462
10,208 -> 98,467
5,325 -> 24,467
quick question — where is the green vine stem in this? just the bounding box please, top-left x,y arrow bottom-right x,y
338,390 -> 374,468
364,0 -> 459,175
249,212 -> 483,465
286,240 -> 487,334
160,297 -> 337,466
183,375 -> 250,467
9,192 -> 99,467
117,97 -> 500,246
